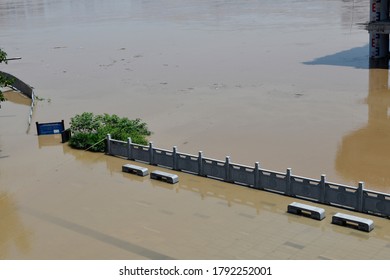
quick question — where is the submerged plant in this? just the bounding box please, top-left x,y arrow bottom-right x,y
0,48 -> 13,104
69,112 -> 151,152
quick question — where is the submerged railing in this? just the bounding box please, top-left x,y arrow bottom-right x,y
106,134 -> 390,219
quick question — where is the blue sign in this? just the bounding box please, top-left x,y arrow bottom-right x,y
36,120 -> 65,135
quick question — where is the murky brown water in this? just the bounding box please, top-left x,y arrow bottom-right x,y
2,0 -> 390,260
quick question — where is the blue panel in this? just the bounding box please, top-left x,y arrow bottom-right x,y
37,122 -> 65,135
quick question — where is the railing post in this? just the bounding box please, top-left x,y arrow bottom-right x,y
36,122 -> 40,135
173,146 -> 178,170
320,174 -> 326,203
106,134 -> 111,155
254,162 -> 260,189
127,137 -> 132,160
149,142 -> 154,165
286,168 -> 292,196
357,181 -> 365,212
198,151 -> 204,176
225,156 -> 231,182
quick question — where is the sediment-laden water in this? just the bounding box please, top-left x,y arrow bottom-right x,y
2,0 -> 390,260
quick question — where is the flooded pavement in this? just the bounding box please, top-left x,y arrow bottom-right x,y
2,117 -> 390,259
336,68 -> 390,189
2,0 -> 390,259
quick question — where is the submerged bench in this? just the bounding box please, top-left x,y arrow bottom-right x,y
287,202 -> 325,220
122,164 -> 149,176
150,170 -> 179,184
332,213 -> 374,232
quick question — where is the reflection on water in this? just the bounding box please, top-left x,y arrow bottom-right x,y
302,40 -> 390,192
0,192 -> 31,259
303,45 -> 369,69
37,134 -> 62,149
61,141 -> 390,243
336,66 -> 390,190
62,142 -> 281,214
1,94 -> 32,255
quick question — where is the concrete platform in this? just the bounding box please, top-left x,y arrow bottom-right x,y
122,164 -> 149,176
287,202 -> 325,220
332,212 -> 374,232
150,170 -> 179,184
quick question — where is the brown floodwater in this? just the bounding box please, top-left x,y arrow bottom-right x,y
2,0 -> 390,260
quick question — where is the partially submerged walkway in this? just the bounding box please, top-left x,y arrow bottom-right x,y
1,90 -> 390,259
1,133 -> 390,259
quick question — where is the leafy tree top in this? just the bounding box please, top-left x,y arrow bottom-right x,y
0,49 -> 7,63
69,112 -> 152,152
0,48 -> 11,103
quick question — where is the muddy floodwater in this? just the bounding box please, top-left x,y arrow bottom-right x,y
2,0 -> 390,260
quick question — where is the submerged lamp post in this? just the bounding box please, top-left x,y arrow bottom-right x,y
4,57 -> 22,61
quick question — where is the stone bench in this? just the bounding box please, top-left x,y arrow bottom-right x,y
332,213 -> 374,232
150,170 -> 179,184
287,202 -> 325,220
122,164 -> 149,177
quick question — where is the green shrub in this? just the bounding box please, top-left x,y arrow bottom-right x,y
69,112 -> 151,152
0,48 -> 11,103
